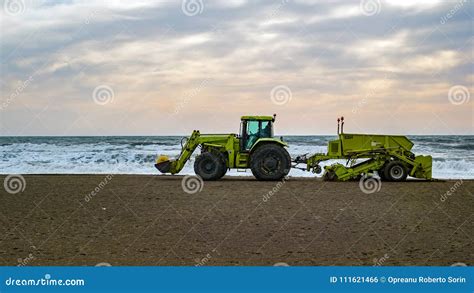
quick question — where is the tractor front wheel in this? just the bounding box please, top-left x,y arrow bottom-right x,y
250,144 -> 291,181
194,152 -> 226,181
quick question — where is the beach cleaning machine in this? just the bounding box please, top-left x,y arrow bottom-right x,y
293,117 -> 432,181
155,115 -> 432,182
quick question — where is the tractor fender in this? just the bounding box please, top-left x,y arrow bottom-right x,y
249,138 -> 288,154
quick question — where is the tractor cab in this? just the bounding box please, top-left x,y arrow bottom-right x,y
240,115 -> 275,151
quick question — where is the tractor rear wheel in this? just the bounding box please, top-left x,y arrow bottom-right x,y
250,144 -> 291,181
194,152 -> 226,181
384,161 -> 408,182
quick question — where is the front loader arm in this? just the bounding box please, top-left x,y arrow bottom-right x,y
168,130 -> 202,174
155,131 -> 232,175
155,130 -> 202,174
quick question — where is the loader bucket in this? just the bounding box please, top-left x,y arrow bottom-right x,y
155,160 -> 172,173
155,155 -> 172,173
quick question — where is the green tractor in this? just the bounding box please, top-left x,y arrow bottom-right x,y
155,115 -> 291,181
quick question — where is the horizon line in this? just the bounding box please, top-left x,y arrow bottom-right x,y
0,134 -> 473,137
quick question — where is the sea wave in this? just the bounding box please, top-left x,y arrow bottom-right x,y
0,136 -> 472,179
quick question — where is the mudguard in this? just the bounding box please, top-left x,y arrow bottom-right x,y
249,138 -> 288,153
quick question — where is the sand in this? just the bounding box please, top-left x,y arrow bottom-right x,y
0,175 -> 472,266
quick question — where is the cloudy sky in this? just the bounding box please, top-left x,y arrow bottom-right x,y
0,0 -> 472,135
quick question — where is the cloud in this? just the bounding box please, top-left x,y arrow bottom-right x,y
0,0 -> 472,135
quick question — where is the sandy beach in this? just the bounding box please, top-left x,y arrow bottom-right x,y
0,175 -> 472,266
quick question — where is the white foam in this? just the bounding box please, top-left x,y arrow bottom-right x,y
0,138 -> 472,179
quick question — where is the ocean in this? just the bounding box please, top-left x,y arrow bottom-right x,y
0,136 -> 472,179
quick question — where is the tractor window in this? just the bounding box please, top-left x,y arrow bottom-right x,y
245,121 -> 259,150
260,121 -> 272,138
242,120 -> 274,150
247,121 -> 259,135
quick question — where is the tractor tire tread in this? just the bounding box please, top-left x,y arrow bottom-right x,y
250,144 -> 291,181
194,152 -> 226,181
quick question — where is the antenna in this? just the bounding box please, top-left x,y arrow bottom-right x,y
341,116 -> 344,134
337,118 -> 340,134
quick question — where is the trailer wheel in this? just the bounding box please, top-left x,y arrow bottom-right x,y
194,152 -> 226,181
250,144 -> 291,181
378,170 -> 386,181
323,170 -> 337,181
384,161 -> 408,182
378,166 -> 386,181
